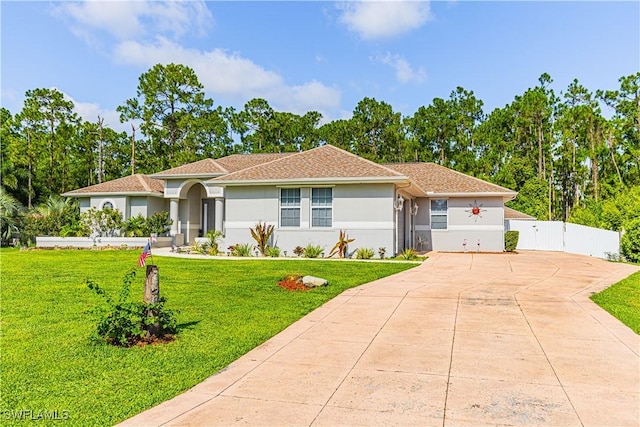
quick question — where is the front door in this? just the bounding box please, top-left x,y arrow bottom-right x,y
201,199 -> 216,234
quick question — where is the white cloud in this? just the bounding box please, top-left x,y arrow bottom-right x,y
373,53 -> 426,84
75,100 -> 129,133
113,37 -> 341,116
52,1 -> 340,118
0,88 -> 21,113
55,89 -> 130,133
53,0 -> 212,41
337,0 -> 432,40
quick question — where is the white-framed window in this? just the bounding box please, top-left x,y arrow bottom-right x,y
430,199 -> 448,230
101,201 -> 114,210
311,188 -> 332,227
280,188 -> 300,227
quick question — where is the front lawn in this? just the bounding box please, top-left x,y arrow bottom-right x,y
591,270 -> 640,334
0,249 -> 416,426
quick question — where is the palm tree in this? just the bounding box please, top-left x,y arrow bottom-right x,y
33,195 -> 74,217
0,187 -> 23,245
28,195 -> 78,237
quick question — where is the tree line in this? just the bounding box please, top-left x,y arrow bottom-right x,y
1,64 -> 639,228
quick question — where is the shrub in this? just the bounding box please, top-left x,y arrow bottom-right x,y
23,196 -> 80,242
191,241 -> 208,254
621,219 -> 640,263
205,230 -> 223,255
229,243 -> 253,257
81,207 -> 123,237
266,246 -> 281,258
147,211 -> 172,236
121,214 -> 147,237
122,211 -> 172,237
505,230 -> 519,252
86,270 -> 177,347
398,248 -> 419,260
59,222 -> 90,237
293,245 -> 305,257
328,230 -> 355,258
250,222 -> 274,256
356,247 -> 375,259
303,244 -> 324,258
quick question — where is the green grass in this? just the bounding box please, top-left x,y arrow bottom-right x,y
591,270 -> 640,334
0,249 -> 416,426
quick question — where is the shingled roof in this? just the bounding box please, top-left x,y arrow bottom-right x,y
152,153 -> 294,178
504,206 -> 536,220
152,158 -> 228,177
63,174 -> 164,196
386,162 -> 516,196
211,145 -> 409,185
64,146 -> 518,198
215,152 -> 294,173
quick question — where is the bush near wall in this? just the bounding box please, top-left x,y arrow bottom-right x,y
505,230 -> 519,252
621,219 -> 640,263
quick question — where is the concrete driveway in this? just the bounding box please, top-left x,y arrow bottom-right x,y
120,251 -> 639,426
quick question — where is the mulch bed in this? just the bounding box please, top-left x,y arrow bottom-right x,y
277,279 -> 310,291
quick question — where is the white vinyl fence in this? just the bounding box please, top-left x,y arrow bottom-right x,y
506,220 -> 620,259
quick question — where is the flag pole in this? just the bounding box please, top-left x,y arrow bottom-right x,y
149,237 -> 155,266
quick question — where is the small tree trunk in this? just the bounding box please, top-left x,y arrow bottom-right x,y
144,265 -> 160,337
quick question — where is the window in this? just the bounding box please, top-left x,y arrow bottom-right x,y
430,199 -> 448,230
312,188 -> 332,227
102,201 -> 114,210
280,188 -> 300,227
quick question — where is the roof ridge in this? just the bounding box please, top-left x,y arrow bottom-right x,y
426,162 -> 514,192
153,158 -> 229,175
135,174 -> 151,192
213,149 -> 311,180
324,145 -> 406,177
206,158 -> 229,174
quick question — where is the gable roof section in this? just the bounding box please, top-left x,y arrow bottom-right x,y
211,145 -> 409,185
215,152 -> 294,173
504,206 -> 536,220
62,174 -> 164,197
386,162 -> 516,197
151,158 -> 228,178
151,153 -> 294,178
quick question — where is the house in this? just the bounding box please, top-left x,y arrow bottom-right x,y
63,145 -> 517,254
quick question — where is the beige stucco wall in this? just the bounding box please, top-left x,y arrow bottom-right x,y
414,196 -> 506,252
87,196 -> 127,217
223,183 -> 395,256
78,195 -> 166,221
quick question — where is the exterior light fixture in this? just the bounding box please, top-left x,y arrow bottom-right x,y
394,195 -> 405,211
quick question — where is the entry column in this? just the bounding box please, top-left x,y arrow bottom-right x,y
169,198 -> 179,236
214,198 -> 224,233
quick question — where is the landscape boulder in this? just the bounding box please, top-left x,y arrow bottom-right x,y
302,275 -> 328,288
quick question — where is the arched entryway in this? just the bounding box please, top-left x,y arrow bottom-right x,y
172,180 -> 224,244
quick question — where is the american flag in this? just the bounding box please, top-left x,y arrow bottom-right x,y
138,242 -> 151,267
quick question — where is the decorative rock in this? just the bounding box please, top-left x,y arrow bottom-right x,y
302,275 -> 328,288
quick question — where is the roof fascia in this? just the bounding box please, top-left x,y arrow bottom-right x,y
150,173 -> 226,179
424,191 -> 517,200
62,192 -> 165,198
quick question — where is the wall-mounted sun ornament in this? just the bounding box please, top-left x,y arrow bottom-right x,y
465,200 -> 486,221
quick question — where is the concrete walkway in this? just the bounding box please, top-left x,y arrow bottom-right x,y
120,251 -> 639,426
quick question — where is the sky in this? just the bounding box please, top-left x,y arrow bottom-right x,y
1,1 -> 639,133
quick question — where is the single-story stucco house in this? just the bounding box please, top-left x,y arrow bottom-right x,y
63,144 -> 518,254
